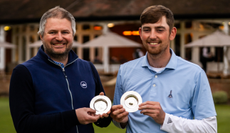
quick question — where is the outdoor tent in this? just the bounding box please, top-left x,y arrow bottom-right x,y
185,30 -> 230,47
185,30 -> 230,75
0,41 -> 16,48
82,31 -> 142,73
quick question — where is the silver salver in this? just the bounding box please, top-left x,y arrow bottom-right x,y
90,95 -> 111,115
120,91 -> 142,112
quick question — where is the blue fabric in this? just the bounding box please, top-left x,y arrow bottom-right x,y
113,49 -> 216,133
10,45 -> 110,133
53,60 -> 65,68
23,46 -> 98,116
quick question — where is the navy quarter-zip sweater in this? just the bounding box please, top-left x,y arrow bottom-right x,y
9,46 -> 111,133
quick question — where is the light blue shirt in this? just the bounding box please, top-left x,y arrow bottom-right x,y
113,49 -> 216,133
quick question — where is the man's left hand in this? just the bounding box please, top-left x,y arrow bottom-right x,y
139,101 -> 165,125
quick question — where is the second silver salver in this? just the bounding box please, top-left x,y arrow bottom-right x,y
120,91 -> 142,112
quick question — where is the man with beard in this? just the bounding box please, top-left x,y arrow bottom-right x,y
9,6 -> 111,133
110,5 -> 217,133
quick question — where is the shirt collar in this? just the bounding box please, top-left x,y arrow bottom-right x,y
141,49 -> 177,70
53,60 -> 65,68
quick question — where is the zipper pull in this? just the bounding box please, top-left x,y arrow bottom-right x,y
62,68 -> 67,78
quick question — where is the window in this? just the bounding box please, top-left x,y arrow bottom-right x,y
185,34 -> 192,60
74,35 -> 78,41
82,24 -> 90,30
22,36 -> 26,61
185,21 -> 192,29
83,35 -> 90,61
175,34 -> 181,56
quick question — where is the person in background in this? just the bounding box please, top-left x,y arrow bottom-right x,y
201,47 -> 214,72
111,5 -> 217,133
133,48 -> 144,59
9,6 -> 111,133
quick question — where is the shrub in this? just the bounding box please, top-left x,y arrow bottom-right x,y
212,91 -> 228,104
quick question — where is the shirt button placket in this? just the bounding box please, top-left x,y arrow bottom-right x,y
154,74 -> 158,87
153,74 -> 158,87
151,74 -> 158,97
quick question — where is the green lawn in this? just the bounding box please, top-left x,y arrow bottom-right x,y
94,123 -> 125,133
0,97 -> 229,133
0,97 -> 15,133
215,104 -> 230,133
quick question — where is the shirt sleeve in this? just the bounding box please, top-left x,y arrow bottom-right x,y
89,61 -> 105,95
192,70 -> 216,119
112,67 -> 123,106
9,64 -> 79,133
160,113 -> 217,133
112,67 -> 127,129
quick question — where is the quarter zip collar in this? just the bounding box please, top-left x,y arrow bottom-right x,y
37,45 -> 78,67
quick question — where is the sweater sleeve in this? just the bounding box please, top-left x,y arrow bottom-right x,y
160,113 -> 217,133
89,62 -> 105,96
9,64 -> 80,133
89,62 -> 112,127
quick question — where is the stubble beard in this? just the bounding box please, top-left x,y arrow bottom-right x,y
46,48 -> 70,60
145,41 -> 169,59
44,43 -> 72,61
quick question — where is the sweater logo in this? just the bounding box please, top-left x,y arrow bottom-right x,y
80,81 -> 87,89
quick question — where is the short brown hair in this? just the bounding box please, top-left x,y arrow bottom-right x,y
140,5 -> 174,31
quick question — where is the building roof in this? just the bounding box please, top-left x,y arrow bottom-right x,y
1,0 -> 230,24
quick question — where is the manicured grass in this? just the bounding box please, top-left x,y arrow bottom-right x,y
0,97 -> 229,133
0,97 -> 16,133
215,104 -> 230,133
93,123 -> 125,133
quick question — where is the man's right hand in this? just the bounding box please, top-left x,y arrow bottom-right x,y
110,105 -> 129,128
75,108 -> 100,125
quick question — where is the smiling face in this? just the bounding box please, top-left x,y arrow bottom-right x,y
139,16 -> 176,59
40,18 -> 73,61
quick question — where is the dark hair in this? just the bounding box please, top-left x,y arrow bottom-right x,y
38,6 -> 76,37
140,5 -> 174,31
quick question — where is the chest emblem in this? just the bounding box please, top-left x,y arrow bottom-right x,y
168,90 -> 173,98
80,81 -> 87,89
